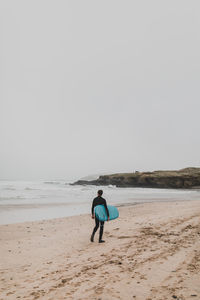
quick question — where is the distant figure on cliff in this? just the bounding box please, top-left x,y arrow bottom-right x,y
90,190 -> 110,243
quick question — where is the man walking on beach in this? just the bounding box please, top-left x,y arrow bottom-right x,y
91,190 -> 109,243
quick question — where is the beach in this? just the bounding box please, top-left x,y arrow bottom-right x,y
0,200 -> 200,300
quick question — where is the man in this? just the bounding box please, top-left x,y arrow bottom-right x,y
91,189 -> 110,243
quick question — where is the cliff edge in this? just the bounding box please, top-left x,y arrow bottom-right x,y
72,167 -> 200,189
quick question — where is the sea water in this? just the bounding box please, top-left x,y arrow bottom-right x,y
0,180 -> 199,225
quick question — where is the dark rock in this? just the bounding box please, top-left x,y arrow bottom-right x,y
72,167 -> 200,189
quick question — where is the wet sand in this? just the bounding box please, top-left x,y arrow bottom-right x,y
0,200 -> 200,300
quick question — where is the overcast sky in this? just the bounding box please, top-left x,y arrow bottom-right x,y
0,1 -> 200,180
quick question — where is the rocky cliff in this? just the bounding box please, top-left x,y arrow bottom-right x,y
72,168 -> 200,189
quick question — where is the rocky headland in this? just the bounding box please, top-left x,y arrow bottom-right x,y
72,167 -> 200,189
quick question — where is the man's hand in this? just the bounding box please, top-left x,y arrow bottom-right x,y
92,214 -> 94,219
107,216 -> 110,221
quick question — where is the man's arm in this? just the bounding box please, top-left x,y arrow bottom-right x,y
91,199 -> 95,218
103,199 -> 110,220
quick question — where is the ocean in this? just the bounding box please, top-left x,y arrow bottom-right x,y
0,180 -> 199,225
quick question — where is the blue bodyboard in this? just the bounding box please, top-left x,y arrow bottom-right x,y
95,205 -> 119,222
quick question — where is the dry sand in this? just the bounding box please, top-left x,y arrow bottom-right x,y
0,200 -> 200,300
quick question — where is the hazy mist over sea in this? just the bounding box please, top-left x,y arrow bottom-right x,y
1,1 -> 200,181
0,1 -> 200,224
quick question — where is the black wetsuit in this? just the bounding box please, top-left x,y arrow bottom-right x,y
91,196 -> 109,242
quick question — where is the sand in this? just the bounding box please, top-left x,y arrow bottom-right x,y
0,200 -> 200,300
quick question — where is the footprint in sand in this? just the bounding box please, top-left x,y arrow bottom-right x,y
118,235 -> 131,239
6,292 -> 15,296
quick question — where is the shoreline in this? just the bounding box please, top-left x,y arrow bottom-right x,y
1,196 -> 200,226
1,200 -> 200,299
